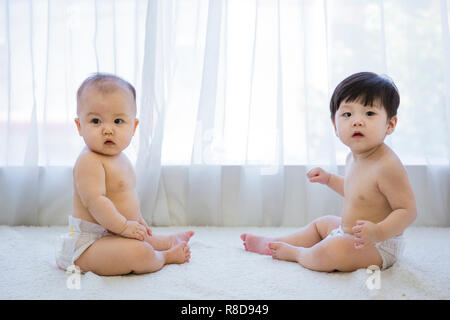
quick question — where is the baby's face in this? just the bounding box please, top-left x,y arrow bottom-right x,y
75,87 -> 138,156
332,99 -> 397,153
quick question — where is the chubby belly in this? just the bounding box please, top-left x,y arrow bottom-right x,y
341,203 -> 390,234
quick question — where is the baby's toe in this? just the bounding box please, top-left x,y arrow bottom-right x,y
269,241 -> 282,250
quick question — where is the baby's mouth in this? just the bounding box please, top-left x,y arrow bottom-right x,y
104,139 -> 115,146
352,132 -> 364,138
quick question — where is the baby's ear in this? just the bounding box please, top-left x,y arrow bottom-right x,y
74,118 -> 82,136
386,116 -> 398,135
133,119 -> 139,134
331,119 -> 338,137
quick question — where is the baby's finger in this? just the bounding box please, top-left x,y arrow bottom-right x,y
134,227 -> 144,236
354,242 -> 364,249
354,239 -> 365,249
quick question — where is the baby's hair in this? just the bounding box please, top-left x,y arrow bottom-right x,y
329,72 -> 400,120
77,73 -> 136,114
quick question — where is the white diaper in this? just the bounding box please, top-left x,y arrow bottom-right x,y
55,216 -> 113,271
325,225 -> 405,270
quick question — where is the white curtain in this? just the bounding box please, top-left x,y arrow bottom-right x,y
1,0 -> 449,227
0,0 -> 148,224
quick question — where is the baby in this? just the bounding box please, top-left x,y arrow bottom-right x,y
241,72 -> 417,272
56,73 -> 193,276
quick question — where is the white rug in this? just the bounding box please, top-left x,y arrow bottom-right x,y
0,225 -> 449,300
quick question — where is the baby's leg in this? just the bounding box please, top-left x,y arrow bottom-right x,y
75,236 -> 190,276
143,230 -> 195,251
269,234 -> 382,272
241,215 -> 340,255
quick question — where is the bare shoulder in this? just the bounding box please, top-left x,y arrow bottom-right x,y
344,152 -> 353,176
73,149 -> 104,175
375,145 -> 407,180
375,145 -> 416,215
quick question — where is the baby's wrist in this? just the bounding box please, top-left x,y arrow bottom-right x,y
118,219 -> 128,234
374,223 -> 384,242
325,173 -> 332,186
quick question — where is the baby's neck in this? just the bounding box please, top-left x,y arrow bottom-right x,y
351,143 -> 387,161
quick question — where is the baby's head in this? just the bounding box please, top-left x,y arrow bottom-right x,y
329,72 -> 400,152
75,73 -> 139,156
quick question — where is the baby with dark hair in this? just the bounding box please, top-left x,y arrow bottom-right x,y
241,72 -> 417,272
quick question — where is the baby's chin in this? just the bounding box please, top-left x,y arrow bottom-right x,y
87,145 -> 123,156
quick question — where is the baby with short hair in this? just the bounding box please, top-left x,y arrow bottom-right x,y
241,72 -> 417,272
56,73 -> 193,276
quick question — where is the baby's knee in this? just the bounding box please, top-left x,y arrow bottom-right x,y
315,214 -> 340,224
313,215 -> 340,239
312,241 -> 341,262
131,241 -> 155,262
317,242 -> 351,271
311,245 -> 331,265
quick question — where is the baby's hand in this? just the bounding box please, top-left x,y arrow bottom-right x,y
306,167 -> 330,185
120,220 -> 146,241
352,220 -> 379,249
138,217 -> 152,237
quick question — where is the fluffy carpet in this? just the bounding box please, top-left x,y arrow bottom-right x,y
0,225 -> 449,300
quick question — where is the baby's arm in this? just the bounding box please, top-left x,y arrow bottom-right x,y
307,168 -> 344,197
306,154 -> 351,196
74,154 -> 146,240
327,173 -> 344,197
354,160 -> 417,246
374,161 -> 417,241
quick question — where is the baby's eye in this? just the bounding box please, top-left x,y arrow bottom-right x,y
114,119 -> 124,124
91,118 -> 100,124
342,112 -> 351,118
366,111 -> 376,116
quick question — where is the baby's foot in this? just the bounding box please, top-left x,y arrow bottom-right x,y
268,241 -> 300,262
164,242 -> 191,264
240,233 -> 273,255
170,231 -> 195,248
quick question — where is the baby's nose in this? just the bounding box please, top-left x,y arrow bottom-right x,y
103,126 -> 113,135
352,118 -> 364,126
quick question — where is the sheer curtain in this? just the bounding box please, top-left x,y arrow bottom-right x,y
0,0 -> 148,224
135,0 -> 450,227
1,0 -> 449,227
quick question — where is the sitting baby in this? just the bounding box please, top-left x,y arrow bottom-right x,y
56,73 -> 193,276
241,72 -> 417,272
